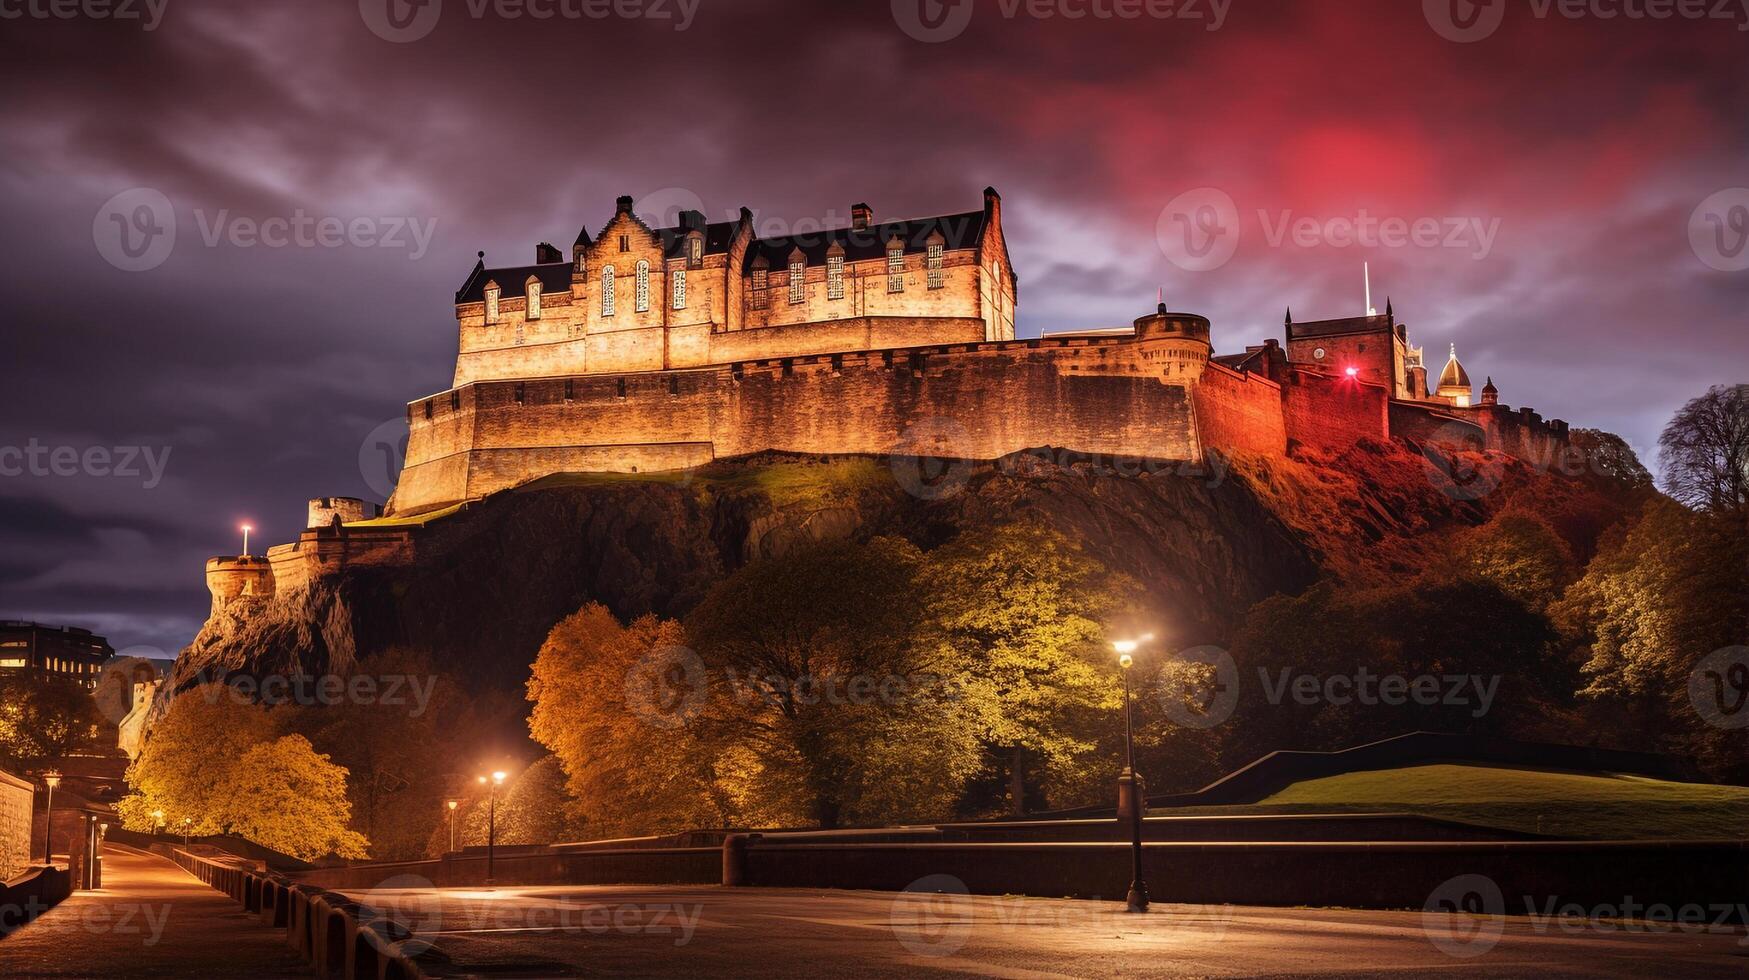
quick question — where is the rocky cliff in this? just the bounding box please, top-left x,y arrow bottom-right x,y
169,439 -> 1621,699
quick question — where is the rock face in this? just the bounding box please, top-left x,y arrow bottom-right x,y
168,441 -> 1612,700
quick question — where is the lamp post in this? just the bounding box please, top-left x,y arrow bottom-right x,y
1113,636 -> 1153,913
151,809 -> 165,836
240,524 -> 253,557
40,771 -> 61,864
445,799 -> 461,854
180,817 -> 192,846
479,771 -> 507,886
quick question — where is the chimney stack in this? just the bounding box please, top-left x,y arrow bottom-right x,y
535,242 -> 563,264
851,202 -> 873,231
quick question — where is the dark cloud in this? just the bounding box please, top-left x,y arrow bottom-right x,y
1,0 -> 1744,652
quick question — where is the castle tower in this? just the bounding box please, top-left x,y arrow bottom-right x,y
204,555 -> 274,617
1436,343 -> 1473,407
1480,376 -> 1498,406
1131,302 -> 1213,385
306,496 -> 380,530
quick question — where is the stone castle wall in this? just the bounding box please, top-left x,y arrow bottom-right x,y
1282,371 -> 1392,453
393,330 -> 1208,515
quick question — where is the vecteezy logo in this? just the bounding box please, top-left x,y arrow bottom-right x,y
1423,0 -> 1506,43
889,874 -> 974,957
94,188 -> 176,272
891,0 -> 974,42
1689,647 -> 1749,730
634,187 -> 709,229
1689,189 -> 1749,273
624,645 -> 709,729
1422,874 -> 1505,958
360,0 -> 443,43
1156,188 -> 1240,272
356,874 -> 444,957
358,417 -> 410,501
1158,644 -> 1239,729
888,417 -> 975,501
1420,422 -> 1504,501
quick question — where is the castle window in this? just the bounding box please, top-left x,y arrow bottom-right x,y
514,382 -> 525,405
788,257 -> 805,305
750,265 -> 769,310
451,390 -> 460,410
672,268 -> 687,309
926,242 -> 944,289
886,241 -> 904,293
564,379 -> 574,402
484,282 -> 501,324
827,252 -> 845,300
525,277 -> 542,319
635,260 -> 651,312
601,266 -> 616,316
618,234 -> 630,252
687,234 -> 703,268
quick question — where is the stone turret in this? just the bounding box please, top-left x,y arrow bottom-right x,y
1132,303 -> 1213,385
204,555 -> 274,616
307,496 -> 380,530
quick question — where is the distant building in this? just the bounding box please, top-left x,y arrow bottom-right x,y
0,622 -> 114,690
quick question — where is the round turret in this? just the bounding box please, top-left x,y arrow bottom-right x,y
307,496 -> 379,529
204,555 -> 274,604
1132,303 -> 1213,385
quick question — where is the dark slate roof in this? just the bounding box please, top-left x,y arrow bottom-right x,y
656,219 -> 740,260
1285,313 -> 1394,340
742,211 -> 985,272
456,261 -> 573,304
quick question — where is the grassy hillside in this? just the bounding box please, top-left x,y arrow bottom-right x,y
1170,764 -> 1749,840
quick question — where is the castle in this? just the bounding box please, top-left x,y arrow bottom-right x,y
207,189 -> 1570,606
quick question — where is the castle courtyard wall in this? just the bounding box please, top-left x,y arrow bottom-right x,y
1192,362 -> 1287,457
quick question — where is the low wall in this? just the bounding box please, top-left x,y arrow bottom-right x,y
0,864 -> 72,936
287,846 -> 720,892
1389,399 -> 1484,451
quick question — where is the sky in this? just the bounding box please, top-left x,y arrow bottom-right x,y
0,0 -> 1744,656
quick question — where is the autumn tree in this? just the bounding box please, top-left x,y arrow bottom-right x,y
686,538 -> 982,829
1448,509 -> 1579,611
920,522 -> 1133,814
1659,384 -> 1749,515
0,671 -> 110,769
118,689 -> 368,860
528,604 -> 732,837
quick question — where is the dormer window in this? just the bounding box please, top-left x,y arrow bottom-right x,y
672,268 -> 687,309
484,281 -> 501,323
750,259 -> 769,310
827,246 -> 845,301
601,266 -> 616,316
886,239 -> 904,293
787,249 -> 805,304
926,236 -> 945,290
525,276 -> 542,319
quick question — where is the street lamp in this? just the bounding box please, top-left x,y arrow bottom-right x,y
180,817 -> 192,846
40,771 -> 61,865
1113,635 -> 1154,913
479,771 -> 507,886
240,523 -> 253,557
151,809 -> 165,835
444,798 -> 461,854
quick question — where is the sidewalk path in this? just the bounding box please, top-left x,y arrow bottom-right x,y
0,843 -> 308,978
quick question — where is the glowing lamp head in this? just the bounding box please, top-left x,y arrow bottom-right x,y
240,523 -> 253,533
151,809 -> 164,821
1119,653 -> 1134,669
476,775 -> 487,785
42,771 -> 61,789
1113,640 -> 1138,656
1344,366 -> 1358,378
492,771 -> 507,785
447,799 -> 459,811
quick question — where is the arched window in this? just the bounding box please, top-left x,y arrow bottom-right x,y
601,266 -> 616,316
672,268 -> 687,309
525,276 -> 542,319
827,245 -> 845,301
635,260 -> 651,313
687,233 -> 704,268
484,281 -> 501,323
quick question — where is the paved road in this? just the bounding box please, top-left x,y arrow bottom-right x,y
341,881 -> 1749,978
0,843 -> 308,978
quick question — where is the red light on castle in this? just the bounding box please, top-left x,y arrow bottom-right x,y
1344,366 -> 1358,378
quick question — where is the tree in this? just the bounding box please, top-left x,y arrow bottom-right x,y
920,523 -> 1133,814
528,604 -> 732,838
686,538 -> 982,828
0,671 -> 111,769
1448,509 -> 1579,611
118,689 -> 370,860
1659,384 -> 1749,515
1569,428 -> 1653,490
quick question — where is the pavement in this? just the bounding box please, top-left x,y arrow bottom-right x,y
0,843 -> 308,978
341,881 -> 1749,978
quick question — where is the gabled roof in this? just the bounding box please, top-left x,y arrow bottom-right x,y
456,262 -> 574,304
742,210 -> 985,272
1285,313 -> 1395,340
